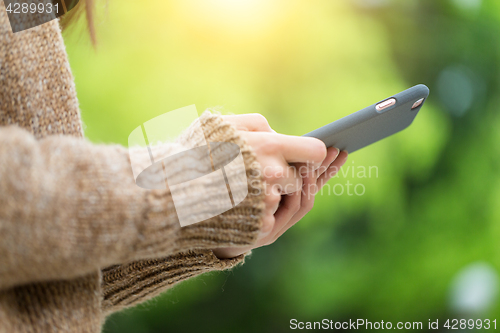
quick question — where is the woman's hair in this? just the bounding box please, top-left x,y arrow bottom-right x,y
60,0 -> 96,45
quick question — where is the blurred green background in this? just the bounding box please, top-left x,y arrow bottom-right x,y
63,0 -> 500,331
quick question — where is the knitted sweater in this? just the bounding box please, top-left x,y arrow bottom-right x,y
0,3 -> 265,332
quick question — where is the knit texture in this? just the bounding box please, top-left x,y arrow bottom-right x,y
0,2 -> 265,332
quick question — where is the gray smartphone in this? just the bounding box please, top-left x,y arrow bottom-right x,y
303,84 -> 430,153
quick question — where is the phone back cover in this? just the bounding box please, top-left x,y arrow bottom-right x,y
304,84 -> 430,153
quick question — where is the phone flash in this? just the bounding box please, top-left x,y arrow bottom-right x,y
411,98 -> 425,109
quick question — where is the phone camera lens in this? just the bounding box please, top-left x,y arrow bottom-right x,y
411,98 -> 425,110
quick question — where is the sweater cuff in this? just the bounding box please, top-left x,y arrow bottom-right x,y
101,249 -> 249,315
132,111 -> 265,259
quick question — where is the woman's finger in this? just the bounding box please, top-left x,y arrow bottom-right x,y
272,134 -> 327,167
273,173 -> 316,240
274,151 -> 348,240
241,131 -> 327,170
270,190 -> 302,240
316,150 -> 348,187
263,162 -> 303,195
264,184 -> 282,216
316,147 -> 340,178
222,114 -> 275,132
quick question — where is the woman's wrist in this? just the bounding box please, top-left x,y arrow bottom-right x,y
133,111 -> 266,259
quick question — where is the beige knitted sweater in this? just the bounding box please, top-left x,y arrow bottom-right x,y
0,3 -> 265,332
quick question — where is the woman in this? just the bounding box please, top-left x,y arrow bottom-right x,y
0,1 -> 347,332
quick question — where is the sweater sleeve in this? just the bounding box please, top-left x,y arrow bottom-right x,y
100,249 -> 248,316
99,112 -> 265,315
0,112 -> 265,291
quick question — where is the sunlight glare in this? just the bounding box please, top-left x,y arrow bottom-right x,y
175,0 -> 283,37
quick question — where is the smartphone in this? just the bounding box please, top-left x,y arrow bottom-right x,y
303,84 -> 430,153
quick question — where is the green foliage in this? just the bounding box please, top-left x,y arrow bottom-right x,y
63,0 -> 500,332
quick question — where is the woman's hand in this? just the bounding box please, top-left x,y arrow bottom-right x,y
212,114 -> 348,259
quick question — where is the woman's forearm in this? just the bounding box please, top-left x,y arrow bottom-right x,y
0,113 -> 265,290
